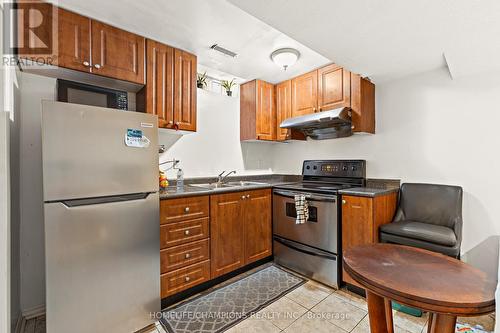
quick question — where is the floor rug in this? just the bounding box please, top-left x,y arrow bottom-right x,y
160,265 -> 306,333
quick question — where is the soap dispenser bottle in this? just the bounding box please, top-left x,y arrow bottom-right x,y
176,168 -> 184,190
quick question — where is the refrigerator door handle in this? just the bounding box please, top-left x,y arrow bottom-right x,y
59,192 -> 155,207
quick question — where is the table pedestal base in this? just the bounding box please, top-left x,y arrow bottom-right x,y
366,292 -> 457,333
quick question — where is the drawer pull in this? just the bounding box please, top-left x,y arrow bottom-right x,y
185,253 -> 191,259
342,200 -> 347,205
241,195 -> 246,200
246,195 -> 250,199
184,230 -> 190,236
184,207 -> 190,213
185,276 -> 190,282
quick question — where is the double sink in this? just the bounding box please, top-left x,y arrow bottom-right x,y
189,181 -> 268,190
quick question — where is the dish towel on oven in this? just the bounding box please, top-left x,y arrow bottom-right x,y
294,194 -> 309,224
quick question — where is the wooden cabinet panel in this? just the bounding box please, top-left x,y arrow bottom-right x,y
160,196 -> 209,224
341,193 -> 397,287
256,80 -> 276,141
91,20 -> 145,84
161,260 -> 211,298
143,39 -> 174,128
351,73 -> 375,133
56,8 -> 91,72
291,70 -> 318,117
276,80 -> 292,141
342,195 -> 373,287
210,192 -> 245,278
244,189 -> 272,264
318,64 -> 351,112
161,239 -> 210,273
160,217 -> 209,248
342,196 -> 374,249
240,80 -> 257,141
174,49 -> 197,131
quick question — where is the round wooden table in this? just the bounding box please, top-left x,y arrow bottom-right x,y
343,244 -> 496,333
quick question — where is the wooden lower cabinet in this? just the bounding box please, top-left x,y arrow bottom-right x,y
161,239 -> 210,273
210,192 -> 246,278
211,189 -> 272,278
160,189 -> 272,298
244,190 -> 272,264
159,195 -> 209,224
161,260 -> 211,298
341,193 -> 398,287
160,217 -> 209,248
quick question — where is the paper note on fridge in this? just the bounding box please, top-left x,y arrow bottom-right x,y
125,128 -> 150,148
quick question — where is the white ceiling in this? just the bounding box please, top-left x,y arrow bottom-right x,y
48,0 -> 330,84
228,0 -> 500,82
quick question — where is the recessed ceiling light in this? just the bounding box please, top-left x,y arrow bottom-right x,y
270,48 -> 300,71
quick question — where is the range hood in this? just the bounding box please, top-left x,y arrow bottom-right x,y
280,107 -> 352,140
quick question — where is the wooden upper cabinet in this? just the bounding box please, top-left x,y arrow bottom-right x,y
240,80 -> 276,141
91,20 -> 145,84
318,64 -> 351,112
56,8 -> 91,72
256,80 -> 275,140
351,73 -> 375,133
210,192 -> 245,278
143,39 -> 174,128
244,189 -> 272,265
276,80 -> 292,141
291,70 -> 318,117
173,49 -> 197,131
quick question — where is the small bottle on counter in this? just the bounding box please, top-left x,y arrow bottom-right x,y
176,168 -> 184,191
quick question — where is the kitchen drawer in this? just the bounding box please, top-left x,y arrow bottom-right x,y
160,196 -> 209,224
161,239 -> 210,273
160,217 -> 209,248
161,260 -> 211,298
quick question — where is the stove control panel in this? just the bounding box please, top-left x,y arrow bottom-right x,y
303,160 -> 366,178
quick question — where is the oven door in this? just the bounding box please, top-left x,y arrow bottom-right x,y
273,189 -> 338,254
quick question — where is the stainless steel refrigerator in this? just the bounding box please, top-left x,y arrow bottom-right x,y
41,101 -> 160,333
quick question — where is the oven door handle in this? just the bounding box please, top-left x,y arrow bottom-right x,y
273,190 -> 337,203
274,237 -> 337,260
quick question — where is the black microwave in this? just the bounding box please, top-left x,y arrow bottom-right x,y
57,79 -> 128,110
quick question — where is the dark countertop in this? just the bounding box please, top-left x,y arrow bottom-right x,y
159,183 -> 277,199
339,187 -> 399,198
159,175 -> 301,199
159,174 -> 401,199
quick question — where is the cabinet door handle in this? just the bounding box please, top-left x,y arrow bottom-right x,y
168,121 -> 173,125
94,64 -> 102,69
313,107 -> 317,112
185,253 -> 191,259
342,200 -> 347,205
184,207 -> 190,213
184,230 -> 190,236
83,61 -> 90,67
185,276 -> 190,282
246,195 -> 250,199
241,195 -> 246,200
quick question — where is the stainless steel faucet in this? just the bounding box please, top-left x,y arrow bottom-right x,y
217,170 -> 236,183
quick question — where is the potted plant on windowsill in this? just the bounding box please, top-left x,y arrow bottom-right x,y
197,72 -> 208,89
221,79 -> 236,96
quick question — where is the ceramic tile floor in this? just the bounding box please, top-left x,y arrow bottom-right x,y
151,269 -> 496,333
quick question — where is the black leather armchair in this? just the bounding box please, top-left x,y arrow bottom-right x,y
380,183 -> 463,258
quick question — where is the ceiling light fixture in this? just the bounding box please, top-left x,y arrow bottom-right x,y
270,48 -> 300,71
